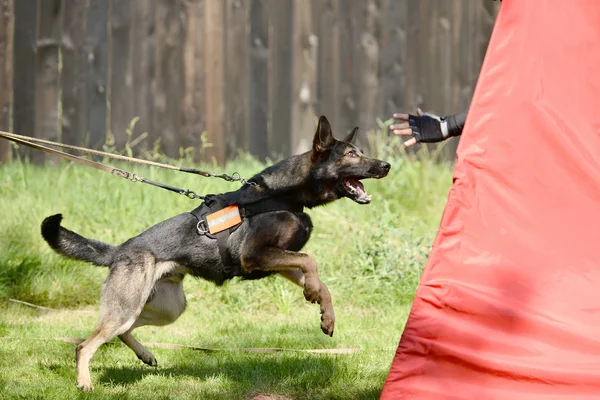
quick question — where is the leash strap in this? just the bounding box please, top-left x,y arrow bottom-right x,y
0,130 -> 256,186
190,197 -> 234,266
1,131 -> 206,199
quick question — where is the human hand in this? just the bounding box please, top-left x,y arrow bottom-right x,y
389,108 -> 449,146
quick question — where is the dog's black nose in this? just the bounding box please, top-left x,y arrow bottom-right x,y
381,162 -> 391,172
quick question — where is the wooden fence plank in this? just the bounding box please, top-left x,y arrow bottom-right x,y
0,0 -> 13,162
86,0 -> 108,149
35,0 -> 61,165
181,0 -> 205,161
310,0 -> 322,116
109,0 -> 133,149
225,0 -> 249,159
248,0 -> 268,160
380,0 -> 408,123
268,0 -> 292,158
455,0 -> 474,107
203,0 -> 225,164
12,0 -> 37,160
355,0 -> 381,141
154,0 -> 185,159
61,0 -> 88,146
412,0 -> 445,117
313,0 -> 339,133
131,0 -> 155,153
402,1 -> 422,115
290,0 -> 317,154
337,1 -> 360,138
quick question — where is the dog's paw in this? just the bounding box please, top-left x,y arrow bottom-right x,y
303,287 -> 319,303
142,354 -> 158,367
321,312 -> 335,337
76,380 -> 94,392
303,280 -> 321,303
142,356 -> 158,367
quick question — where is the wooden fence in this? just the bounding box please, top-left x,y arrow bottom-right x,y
0,0 -> 499,165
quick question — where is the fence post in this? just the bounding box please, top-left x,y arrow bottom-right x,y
203,0 -> 225,164
131,0 -> 155,153
181,0 -> 205,161
313,0 -> 339,134
86,0 -> 109,149
225,0 -> 249,160
356,0 -> 381,140
109,0 -> 133,150
269,0 -> 292,158
0,0 -> 13,163
290,0 -> 317,154
12,0 -> 37,160
401,2 -> 423,118
247,0 -> 268,160
154,0 -> 185,159
35,0 -> 62,164
61,0 -> 88,147
380,0 -> 408,124
337,1 -> 360,139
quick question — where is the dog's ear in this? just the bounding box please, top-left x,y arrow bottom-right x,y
313,116 -> 335,153
344,127 -> 359,144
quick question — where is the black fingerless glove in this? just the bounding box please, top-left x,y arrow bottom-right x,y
407,114 -> 446,143
408,109 -> 468,143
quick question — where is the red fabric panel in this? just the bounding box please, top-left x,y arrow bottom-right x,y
381,1 -> 600,399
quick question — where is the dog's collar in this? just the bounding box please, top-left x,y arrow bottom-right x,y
238,197 -> 304,218
190,196 -> 304,267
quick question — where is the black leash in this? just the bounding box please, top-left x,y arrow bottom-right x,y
0,130 -> 256,200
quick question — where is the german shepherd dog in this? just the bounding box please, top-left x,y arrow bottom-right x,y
40,116 -> 390,391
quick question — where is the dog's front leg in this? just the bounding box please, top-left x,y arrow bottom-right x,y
243,248 -> 335,336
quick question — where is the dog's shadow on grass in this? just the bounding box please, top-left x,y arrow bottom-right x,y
98,351 -> 341,395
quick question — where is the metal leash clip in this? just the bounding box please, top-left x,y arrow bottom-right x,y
112,169 -> 142,182
196,219 -> 209,235
129,173 -> 142,182
230,172 -> 257,186
182,189 -> 203,200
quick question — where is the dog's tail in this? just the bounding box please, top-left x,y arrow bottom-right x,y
41,214 -> 115,267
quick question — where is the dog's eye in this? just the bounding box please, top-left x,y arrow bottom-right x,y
346,150 -> 358,157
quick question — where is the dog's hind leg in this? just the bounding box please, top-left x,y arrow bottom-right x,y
76,251 -> 159,391
118,274 -> 187,367
118,330 -> 157,366
244,249 -> 335,336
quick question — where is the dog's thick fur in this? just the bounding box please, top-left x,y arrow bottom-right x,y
41,116 -> 390,391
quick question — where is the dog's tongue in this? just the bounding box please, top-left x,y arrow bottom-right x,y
348,179 -> 364,192
345,179 -> 371,204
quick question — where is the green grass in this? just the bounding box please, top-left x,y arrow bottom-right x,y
0,137 -> 454,399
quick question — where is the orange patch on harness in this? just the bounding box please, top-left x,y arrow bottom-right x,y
206,205 -> 242,234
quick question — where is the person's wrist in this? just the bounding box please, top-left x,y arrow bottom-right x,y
440,120 -> 449,138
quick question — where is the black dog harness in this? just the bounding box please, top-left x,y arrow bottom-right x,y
190,195 -> 304,266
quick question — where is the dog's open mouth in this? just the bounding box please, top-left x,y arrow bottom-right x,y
343,178 -> 372,204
